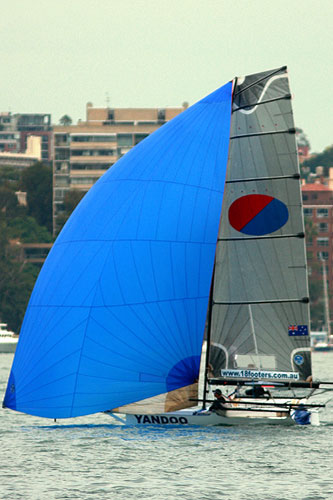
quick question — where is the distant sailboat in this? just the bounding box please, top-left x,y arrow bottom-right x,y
312,254 -> 333,351
3,66 -> 332,425
0,324 -> 18,353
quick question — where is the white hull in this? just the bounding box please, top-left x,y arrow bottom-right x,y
313,343 -> 333,352
107,398 -> 319,427
0,340 -> 18,353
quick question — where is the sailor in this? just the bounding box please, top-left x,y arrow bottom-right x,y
245,385 -> 271,398
209,389 -> 228,412
291,404 -> 311,425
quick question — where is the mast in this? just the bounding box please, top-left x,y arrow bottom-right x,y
248,304 -> 262,368
202,78 -> 237,410
202,268 -> 215,410
321,253 -> 331,341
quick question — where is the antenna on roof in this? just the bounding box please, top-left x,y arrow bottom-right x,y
105,92 -> 110,108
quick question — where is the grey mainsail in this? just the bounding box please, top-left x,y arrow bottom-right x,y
208,67 -> 312,382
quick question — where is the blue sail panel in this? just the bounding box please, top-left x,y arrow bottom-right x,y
4,81 -> 232,418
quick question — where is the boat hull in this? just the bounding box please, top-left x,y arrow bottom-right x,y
0,340 -> 18,353
313,344 -> 333,352
106,397 -> 320,426
123,409 -> 295,426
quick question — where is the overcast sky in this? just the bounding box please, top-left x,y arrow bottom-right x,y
1,0 -> 332,152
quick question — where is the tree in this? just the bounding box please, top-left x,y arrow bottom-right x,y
0,165 -> 21,189
55,189 -> 86,234
59,115 -> 72,126
8,216 -> 53,243
302,145 -> 333,174
20,162 -> 52,233
63,189 -> 85,213
0,216 -> 39,332
0,188 -> 20,217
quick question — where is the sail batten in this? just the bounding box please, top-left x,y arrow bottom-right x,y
233,66 -> 287,96
231,128 -> 295,139
215,299 -> 309,305
219,233 -> 304,241
232,94 -> 292,112
226,173 -> 300,183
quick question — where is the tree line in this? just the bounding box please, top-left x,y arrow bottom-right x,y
0,162 -> 82,332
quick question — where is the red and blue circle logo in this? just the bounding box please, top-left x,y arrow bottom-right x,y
228,194 -> 289,236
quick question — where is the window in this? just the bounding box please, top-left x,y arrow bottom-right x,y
303,208 -> 313,217
317,238 -> 329,247
312,194 -> 318,200
71,135 -> 116,143
302,194 -> 308,201
318,223 -> 328,233
158,109 -> 166,121
71,177 -> 93,185
307,251 -> 313,259
117,134 -> 133,147
55,150 -> 69,160
71,149 -> 115,157
317,252 -> 328,260
134,134 -> 148,145
71,163 -> 111,171
55,177 -> 69,187
55,134 -> 69,146
54,188 -> 67,201
317,208 -> 329,217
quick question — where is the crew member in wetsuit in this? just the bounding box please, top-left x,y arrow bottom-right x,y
209,389 -> 228,412
245,385 -> 271,398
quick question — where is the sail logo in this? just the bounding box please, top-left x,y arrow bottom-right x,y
228,194 -> 289,235
294,354 -> 304,366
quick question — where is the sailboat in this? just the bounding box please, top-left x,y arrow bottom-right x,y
3,66 -> 331,426
312,255 -> 333,352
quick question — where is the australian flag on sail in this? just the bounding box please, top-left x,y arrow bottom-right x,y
288,325 -> 309,336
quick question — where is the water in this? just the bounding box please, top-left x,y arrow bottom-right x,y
1,353 -> 333,500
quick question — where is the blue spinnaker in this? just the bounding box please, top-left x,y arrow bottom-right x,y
4,81 -> 232,418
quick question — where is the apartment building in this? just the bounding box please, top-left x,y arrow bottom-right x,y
53,103 -> 186,233
0,135 -> 42,169
302,168 -> 333,322
0,112 -> 52,162
17,113 -> 52,163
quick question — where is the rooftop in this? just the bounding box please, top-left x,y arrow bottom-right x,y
301,183 -> 331,192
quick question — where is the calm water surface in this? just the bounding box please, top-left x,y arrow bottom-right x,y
1,353 -> 332,500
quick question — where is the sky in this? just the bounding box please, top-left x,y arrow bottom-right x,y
1,0 -> 332,153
